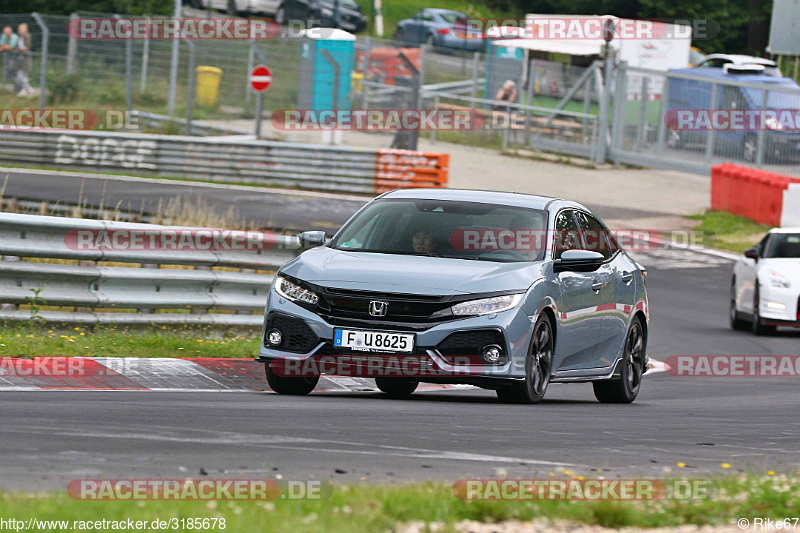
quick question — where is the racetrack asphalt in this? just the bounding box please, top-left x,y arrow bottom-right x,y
1,261 -> 798,490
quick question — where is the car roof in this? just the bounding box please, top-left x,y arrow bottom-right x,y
424,8 -> 466,15
379,188 -> 589,213
701,54 -> 777,67
670,67 -> 799,85
768,227 -> 800,234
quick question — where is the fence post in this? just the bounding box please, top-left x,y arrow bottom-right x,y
754,88 -> 769,168
470,51 -> 479,112
185,41 -> 196,135
125,20 -> 133,113
140,32 -> 150,93
609,62 -> 627,163
31,13 -> 49,111
167,0 -> 181,116
582,64 -> 592,143
594,50 -> 614,164
655,76 -> 670,154
524,71 -> 534,146
246,40 -> 255,108
67,13 -> 77,75
634,76 -> 649,152
703,82 -> 718,166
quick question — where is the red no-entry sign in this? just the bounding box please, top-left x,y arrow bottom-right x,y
249,65 -> 272,92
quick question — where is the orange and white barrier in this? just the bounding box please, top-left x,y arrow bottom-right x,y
711,164 -> 800,227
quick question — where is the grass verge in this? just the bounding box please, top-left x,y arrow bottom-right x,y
688,210 -> 770,253
0,473 -> 797,532
0,325 -> 257,358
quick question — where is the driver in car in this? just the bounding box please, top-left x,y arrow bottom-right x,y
412,230 -> 436,254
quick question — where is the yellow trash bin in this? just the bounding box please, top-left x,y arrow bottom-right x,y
195,66 -> 222,107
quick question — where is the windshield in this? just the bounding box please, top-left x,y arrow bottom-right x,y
764,233 -> 800,258
330,198 -> 548,262
438,12 -> 467,24
742,84 -> 800,109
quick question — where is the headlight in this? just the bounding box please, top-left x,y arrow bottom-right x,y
767,270 -> 791,289
451,294 -> 523,316
320,7 -> 333,16
274,275 -> 319,305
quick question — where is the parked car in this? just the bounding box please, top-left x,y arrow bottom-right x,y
688,46 -> 706,67
394,8 -> 485,51
257,189 -> 649,404
665,64 -> 800,162
731,228 -> 800,335
696,54 -> 782,77
248,0 -> 282,16
275,0 -> 367,33
192,0 -> 249,16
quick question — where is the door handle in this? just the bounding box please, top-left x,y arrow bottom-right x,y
621,271 -> 634,283
591,282 -> 604,292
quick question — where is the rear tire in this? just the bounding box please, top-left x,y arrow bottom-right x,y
375,377 -> 418,398
730,279 -> 749,331
265,365 -> 319,395
496,313 -> 554,404
593,317 -> 645,404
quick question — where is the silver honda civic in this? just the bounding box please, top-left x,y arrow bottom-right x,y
257,189 -> 649,404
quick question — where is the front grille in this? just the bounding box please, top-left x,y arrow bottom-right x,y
265,313 -> 318,353
435,329 -> 506,357
317,287 -> 455,326
315,342 -> 427,357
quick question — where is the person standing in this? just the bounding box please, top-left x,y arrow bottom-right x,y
14,23 -> 33,96
0,26 -> 18,84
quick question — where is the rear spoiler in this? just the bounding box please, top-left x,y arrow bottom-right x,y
723,63 -> 766,75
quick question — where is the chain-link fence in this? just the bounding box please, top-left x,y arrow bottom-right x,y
609,64 -> 800,177
2,10 -> 800,178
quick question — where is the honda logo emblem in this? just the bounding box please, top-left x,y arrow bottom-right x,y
368,300 -> 388,317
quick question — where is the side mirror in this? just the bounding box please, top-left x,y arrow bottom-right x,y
553,249 -> 605,273
298,230 -> 326,250
744,245 -> 759,261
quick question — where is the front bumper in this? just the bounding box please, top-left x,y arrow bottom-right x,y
257,289 -> 536,380
758,285 -> 800,324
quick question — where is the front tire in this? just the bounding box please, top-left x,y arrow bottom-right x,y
265,365 -> 319,395
496,313 -> 554,404
752,288 -> 777,336
375,377 -> 418,398
593,317 -> 645,404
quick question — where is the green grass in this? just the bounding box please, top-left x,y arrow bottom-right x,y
0,325 -> 257,358
0,474 -> 797,531
687,210 -> 770,253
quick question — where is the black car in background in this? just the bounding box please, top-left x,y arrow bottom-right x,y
276,0 -> 367,33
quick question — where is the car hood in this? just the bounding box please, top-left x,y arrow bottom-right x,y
760,258 -> 800,279
282,247 -> 543,295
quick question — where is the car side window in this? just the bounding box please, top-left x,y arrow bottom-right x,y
574,211 -> 615,260
554,210 -> 581,260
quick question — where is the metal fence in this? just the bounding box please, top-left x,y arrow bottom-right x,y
0,129 -> 449,194
3,10 -> 800,178
608,64 -> 800,177
0,213 -> 300,326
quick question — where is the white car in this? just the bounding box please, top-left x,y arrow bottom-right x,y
731,228 -> 800,334
696,54 -> 782,77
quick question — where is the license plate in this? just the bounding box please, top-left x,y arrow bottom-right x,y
333,329 -> 415,353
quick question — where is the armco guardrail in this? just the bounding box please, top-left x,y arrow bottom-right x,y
0,213 -> 302,326
711,164 -> 800,227
0,129 -> 448,194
